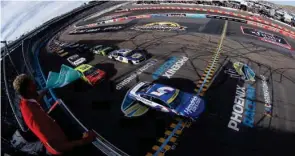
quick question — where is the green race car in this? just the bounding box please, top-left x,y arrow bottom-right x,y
91,45 -> 115,56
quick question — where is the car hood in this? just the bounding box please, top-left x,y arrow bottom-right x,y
127,52 -> 146,61
177,93 -> 205,118
146,84 -> 178,103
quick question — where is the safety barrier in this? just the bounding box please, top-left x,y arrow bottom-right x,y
247,21 -> 295,40
206,14 -> 246,23
74,2 -> 132,30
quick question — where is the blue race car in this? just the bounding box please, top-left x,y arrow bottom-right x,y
108,49 -> 146,64
125,81 -> 205,120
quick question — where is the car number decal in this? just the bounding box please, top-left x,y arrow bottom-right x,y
150,87 -> 174,96
132,53 -> 142,59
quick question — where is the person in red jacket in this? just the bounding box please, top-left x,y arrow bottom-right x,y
13,74 -> 96,155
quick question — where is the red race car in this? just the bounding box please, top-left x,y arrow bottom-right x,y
75,64 -> 106,85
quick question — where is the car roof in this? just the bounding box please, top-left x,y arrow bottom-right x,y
75,64 -> 92,72
68,54 -> 79,58
115,49 -> 132,54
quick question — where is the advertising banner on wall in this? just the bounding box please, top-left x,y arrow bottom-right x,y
69,25 -> 125,35
241,26 -> 292,50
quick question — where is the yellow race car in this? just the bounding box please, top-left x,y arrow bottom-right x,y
75,64 -> 106,85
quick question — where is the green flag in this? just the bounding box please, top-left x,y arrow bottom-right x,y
46,64 -> 81,89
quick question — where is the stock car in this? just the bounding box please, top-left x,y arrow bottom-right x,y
76,44 -> 90,53
125,82 -> 205,120
108,49 -> 146,64
60,42 -> 77,48
90,45 -> 116,56
233,62 -> 255,81
67,54 -> 86,66
56,49 -> 69,57
75,64 -> 106,85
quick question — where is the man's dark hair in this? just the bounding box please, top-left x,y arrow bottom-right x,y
13,74 -> 32,97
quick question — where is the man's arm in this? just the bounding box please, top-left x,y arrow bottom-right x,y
36,89 -> 48,103
47,130 -> 96,153
46,139 -> 87,152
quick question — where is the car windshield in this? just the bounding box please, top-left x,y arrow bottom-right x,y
138,83 -> 152,93
103,47 -> 113,51
69,55 -> 79,61
93,45 -> 103,50
123,50 -> 134,57
84,67 -> 97,76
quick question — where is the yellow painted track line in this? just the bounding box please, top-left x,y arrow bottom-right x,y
146,21 -> 228,156
195,20 -> 228,95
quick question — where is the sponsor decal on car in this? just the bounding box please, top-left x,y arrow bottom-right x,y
116,59 -> 158,90
152,56 -> 188,79
241,26 -> 292,50
131,22 -> 187,31
184,96 -> 201,115
131,53 -> 142,59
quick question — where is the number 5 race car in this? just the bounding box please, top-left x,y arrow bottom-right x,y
108,49 -> 146,64
124,82 -> 205,120
75,64 -> 106,85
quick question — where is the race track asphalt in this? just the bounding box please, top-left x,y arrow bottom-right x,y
39,5 -> 295,156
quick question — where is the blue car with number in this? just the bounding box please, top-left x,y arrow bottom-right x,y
125,81 -> 205,120
108,49 -> 146,64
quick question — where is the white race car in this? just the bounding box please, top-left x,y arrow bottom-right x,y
108,49 -> 146,64
123,82 -> 205,120
67,54 -> 86,66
